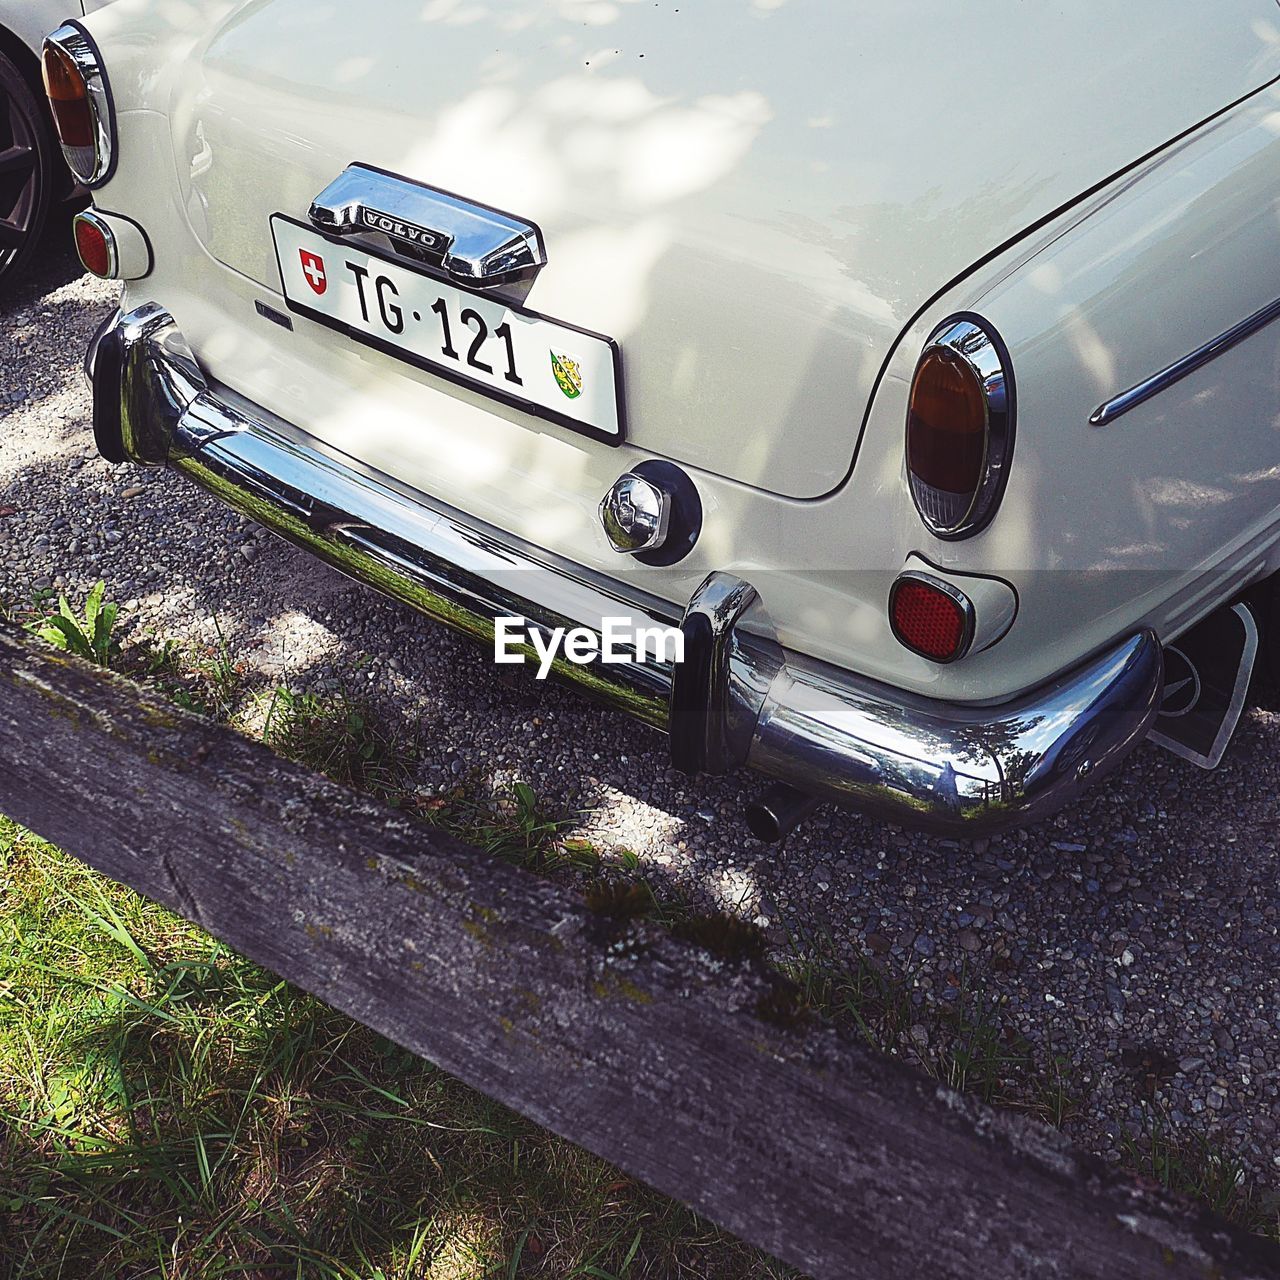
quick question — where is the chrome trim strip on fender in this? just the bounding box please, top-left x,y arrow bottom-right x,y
90,304 -> 1165,834
1091,295 -> 1280,426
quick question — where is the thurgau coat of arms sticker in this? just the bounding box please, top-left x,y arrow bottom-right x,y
550,351 -> 584,399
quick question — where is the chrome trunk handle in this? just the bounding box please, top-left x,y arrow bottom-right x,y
308,164 -> 547,289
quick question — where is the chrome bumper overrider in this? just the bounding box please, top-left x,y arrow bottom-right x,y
90,303 -> 1164,834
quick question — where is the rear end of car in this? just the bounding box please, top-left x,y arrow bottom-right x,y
48,0 -> 1280,833
0,0 -> 99,285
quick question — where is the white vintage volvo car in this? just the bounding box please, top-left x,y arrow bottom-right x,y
43,2 -> 1280,837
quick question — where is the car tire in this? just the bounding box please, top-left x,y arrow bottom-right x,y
0,48 -> 56,288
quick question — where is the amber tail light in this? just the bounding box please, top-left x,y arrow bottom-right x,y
41,24 -> 115,187
906,316 -> 1015,540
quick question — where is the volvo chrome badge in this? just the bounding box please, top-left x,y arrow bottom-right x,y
308,164 -> 546,289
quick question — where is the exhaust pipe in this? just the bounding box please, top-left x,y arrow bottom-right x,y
745,783 -> 822,843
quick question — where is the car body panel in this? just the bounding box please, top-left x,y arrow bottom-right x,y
0,0 -> 100,284
0,1 -> 92,54
844,84 -> 1280,692
105,0 -> 1280,498
76,2 -> 1280,724
85,83 -> 1280,712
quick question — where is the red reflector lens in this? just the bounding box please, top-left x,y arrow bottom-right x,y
890,577 -> 969,662
74,216 -> 111,277
42,43 -> 94,148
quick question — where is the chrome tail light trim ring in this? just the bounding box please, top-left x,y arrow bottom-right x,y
42,21 -> 117,188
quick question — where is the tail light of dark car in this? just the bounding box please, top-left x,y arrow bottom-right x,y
906,315 -> 1015,539
41,23 -> 115,187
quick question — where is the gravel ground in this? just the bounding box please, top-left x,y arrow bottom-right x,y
3,228 -> 1279,1201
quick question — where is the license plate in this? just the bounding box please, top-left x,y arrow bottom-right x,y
270,215 -> 624,443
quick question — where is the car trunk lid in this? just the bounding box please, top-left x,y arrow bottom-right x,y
168,0 -> 1280,498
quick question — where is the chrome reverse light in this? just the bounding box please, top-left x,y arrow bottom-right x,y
906,315 -> 1015,540
41,23 -> 116,188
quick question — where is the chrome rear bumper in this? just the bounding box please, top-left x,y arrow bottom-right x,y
89,302 -> 1164,834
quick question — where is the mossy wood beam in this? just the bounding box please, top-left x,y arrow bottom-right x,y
0,627 -> 1274,1280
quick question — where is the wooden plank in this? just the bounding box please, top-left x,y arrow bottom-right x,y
0,627 -> 1276,1280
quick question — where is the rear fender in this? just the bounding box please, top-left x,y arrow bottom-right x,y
853,83 -> 1280,680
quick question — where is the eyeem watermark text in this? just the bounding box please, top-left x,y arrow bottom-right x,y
494,616 -> 684,679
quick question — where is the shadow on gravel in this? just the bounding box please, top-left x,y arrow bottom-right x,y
0,213 -> 85,316
0,298 -> 109,427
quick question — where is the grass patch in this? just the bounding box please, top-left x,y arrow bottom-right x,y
20,582 -> 121,668
0,821 -> 797,1279
784,935 -> 1076,1120
259,686 -> 413,801
783,941 -> 1279,1242
419,783 -> 644,884
431,781 -> 572,868
135,619 -> 243,723
1121,1117 -> 1280,1238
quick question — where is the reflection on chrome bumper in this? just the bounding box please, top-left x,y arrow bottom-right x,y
90,303 -> 1164,834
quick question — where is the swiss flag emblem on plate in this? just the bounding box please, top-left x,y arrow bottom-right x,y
299,249 -> 327,295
